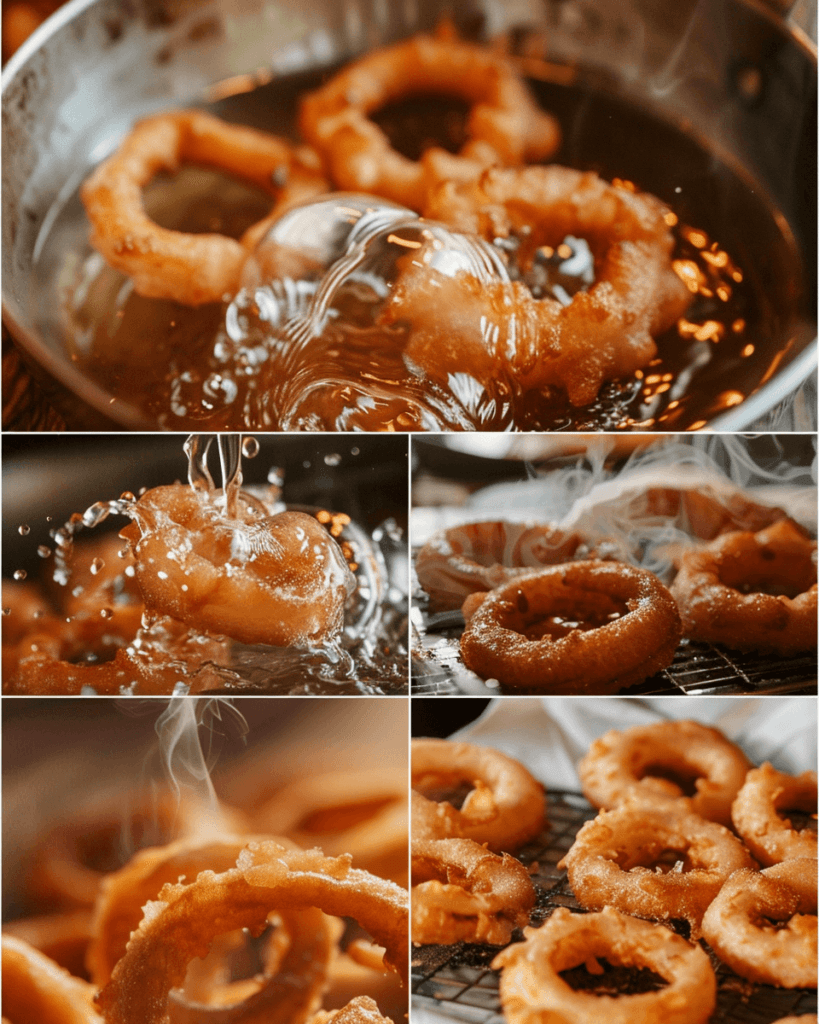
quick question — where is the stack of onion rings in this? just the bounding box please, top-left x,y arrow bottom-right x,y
299,33 -> 560,210
81,109 -> 327,305
577,719 -> 753,826
700,859 -> 817,988
411,838 -> 536,945
558,802 -> 756,937
731,763 -> 818,865
411,738 -> 542,947
458,561 -> 682,692
492,906 -> 717,1024
670,520 -> 818,654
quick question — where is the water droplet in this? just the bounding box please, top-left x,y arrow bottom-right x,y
18,524 -> 30,536
100,608 -> 113,619
37,546 -> 52,559
46,516 -> 53,523
90,558 -> 105,575
351,447 -> 360,456
2,608 -> 10,616
324,453 -> 342,467
242,436 -> 260,458
124,565 -> 136,578
117,547 -> 130,559
13,570 -> 27,581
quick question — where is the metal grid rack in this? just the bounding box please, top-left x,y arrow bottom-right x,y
410,604 -> 818,696
412,790 -> 818,1024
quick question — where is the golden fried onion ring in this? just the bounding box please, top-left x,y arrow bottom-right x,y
81,109 -> 327,306
492,906 -> 716,1024
2,935 -> 103,1024
251,771 -> 408,885
87,835 -> 292,986
411,738 -> 545,852
120,484 -> 355,647
731,762 -> 818,866
558,802 -> 756,937
670,520 -> 818,654
299,34 -> 560,210
459,562 -> 682,693
394,166 -> 690,407
577,719 -> 753,827
415,520 -> 601,612
96,842 -> 408,1024
411,838 -> 535,945
700,859 -> 817,988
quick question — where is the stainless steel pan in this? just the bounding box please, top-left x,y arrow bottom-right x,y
2,0 -> 816,429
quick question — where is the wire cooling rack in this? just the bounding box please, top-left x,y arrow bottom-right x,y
411,790 -> 818,1024
410,606 -> 818,696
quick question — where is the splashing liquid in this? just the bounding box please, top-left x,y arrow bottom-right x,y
41,63 -> 814,432
23,435 -> 406,694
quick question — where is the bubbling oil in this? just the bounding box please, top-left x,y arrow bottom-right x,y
7,436 -> 407,695
48,70 -> 813,431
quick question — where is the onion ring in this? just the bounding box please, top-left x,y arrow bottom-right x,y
119,484 -> 355,647
700,860 -> 817,988
459,561 -> 682,693
411,738 -> 545,852
2,935 -> 103,1024
731,762 -> 817,866
492,906 -> 716,1024
251,771 -> 408,884
558,802 -> 756,937
87,835 -> 291,986
392,165 -> 690,407
577,719 -> 753,826
299,34 -> 560,210
95,841 -> 408,1024
670,520 -> 818,654
411,837 -> 535,945
4,615 -> 230,696
415,520 -> 617,612
23,788 -> 235,913
81,109 -> 327,305
2,909 -> 93,980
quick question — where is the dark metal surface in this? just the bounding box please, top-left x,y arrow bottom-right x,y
412,789 -> 818,1024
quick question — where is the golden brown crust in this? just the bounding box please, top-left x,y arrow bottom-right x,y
700,861 -> 817,988
670,520 -> 818,654
411,738 -> 545,852
577,719 -> 753,826
558,802 -> 756,937
81,110 -> 327,305
459,561 -> 681,693
492,906 -> 716,1024
299,34 -> 560,209
731,763 -> 818,866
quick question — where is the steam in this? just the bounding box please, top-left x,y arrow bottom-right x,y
150,698 -> 248,832
460,434 -> 817,579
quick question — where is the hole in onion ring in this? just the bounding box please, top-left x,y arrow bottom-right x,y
559,958 -> 668,996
